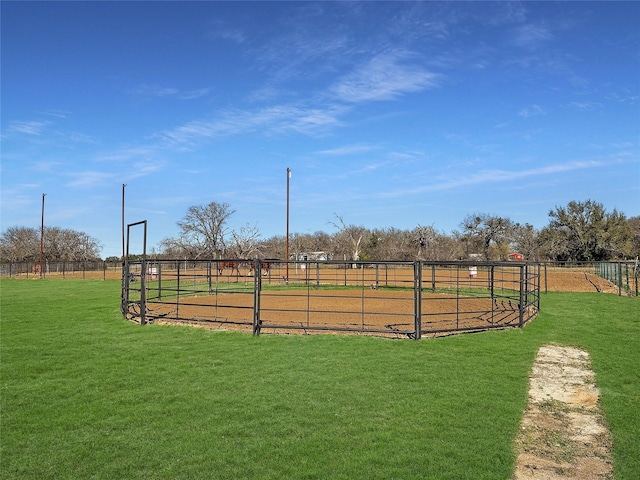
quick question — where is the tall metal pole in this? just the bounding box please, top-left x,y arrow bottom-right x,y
40,193 -> 46,278
121,183 -> 126,263
286,167 -> 291,283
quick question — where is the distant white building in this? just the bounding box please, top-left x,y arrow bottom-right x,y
292,251 -> 330,261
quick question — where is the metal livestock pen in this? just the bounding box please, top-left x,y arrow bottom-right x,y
122,259 -> 540,339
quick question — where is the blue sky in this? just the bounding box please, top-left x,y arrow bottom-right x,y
2,1 -> 639,258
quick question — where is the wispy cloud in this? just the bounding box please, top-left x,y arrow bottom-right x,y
129,84 -> 210,100
0,184 -> 41,211
40,109 -> 70,119
512,23 -> 554,49
518,105 -> 546,118
568,101 -> 602,111
126,161 -> 164,180
206,19 -> 246,44
8,120 -> 49,135
65,161 -> 162,188
155,104 -> 347,148
382,160 -> 608,198
66,171 -> 117,188
94,147 -> 157,163
32,160 -> 63,173
315,144 -> 378,156
330,51 -> 441,103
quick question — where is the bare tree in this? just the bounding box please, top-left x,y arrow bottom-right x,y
512,223 -> 541,261
329,214 -> 368,266
459,213 -> 515,260
257,235 -> 286,260
174,202 -> 235,258
0,226 -> 39,262
413,224 -> 438,260
228,224 -> 262,258
364,227 -> 414,260
0,226 -> 101,262
42,227 -> 102,261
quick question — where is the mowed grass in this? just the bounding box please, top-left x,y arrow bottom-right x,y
1,280 -> 638,479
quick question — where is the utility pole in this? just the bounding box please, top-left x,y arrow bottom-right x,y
122,183 -> 126,264
286,167 -> 291,283
40,193 -> 46,278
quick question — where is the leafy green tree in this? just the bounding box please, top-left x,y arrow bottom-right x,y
628,216 -> 640,259
540,200 -> 631,261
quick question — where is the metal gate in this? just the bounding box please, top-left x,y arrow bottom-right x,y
121,220 -> 148,324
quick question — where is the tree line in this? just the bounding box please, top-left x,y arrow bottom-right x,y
2,199 -> 638,264
157,199 -> 639,263
0,226 -> 102,263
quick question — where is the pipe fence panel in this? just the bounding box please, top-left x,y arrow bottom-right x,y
0,260 -> 123,279
122,259 -> 541,339
4,259 -> 635,297
540,261 -> 638,296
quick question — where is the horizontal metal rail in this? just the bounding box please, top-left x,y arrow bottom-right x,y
122,259 -> 541,339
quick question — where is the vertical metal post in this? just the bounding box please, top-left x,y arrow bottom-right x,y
121,184 -> 127,313
286,167 -> 291,283
40,193 -> 46,278
431,264 -> 436,291
518,265 -> 525,327
121,260 -> 130,316
414,261 -> 422,340
536,263 -> 541,311
157,263 -> 163,300
490,264 -> 495,299
176,262 -> 181,321
121,184 -> 126,263
617,261 -> 622,296
253,259 -> 262,335
140,221 -> 147,325
360,265 -> 365,331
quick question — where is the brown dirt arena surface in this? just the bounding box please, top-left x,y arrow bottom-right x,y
542,270 -> 620,294
148,288 -> 528,338
142,266 -> 619,337
513,345 -> 613,479
22,265 -> 624,294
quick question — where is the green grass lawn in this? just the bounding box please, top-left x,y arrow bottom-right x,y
1,279 -> 638,479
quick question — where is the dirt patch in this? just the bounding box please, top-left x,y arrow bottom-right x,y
513,345 -> 613,479
542,271 -> 619,294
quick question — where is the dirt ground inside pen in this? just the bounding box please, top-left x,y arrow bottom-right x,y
146,269 -> 618,335
542,271 -> 620,294
151,289 -> 524,337
32,266 -> 624,295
